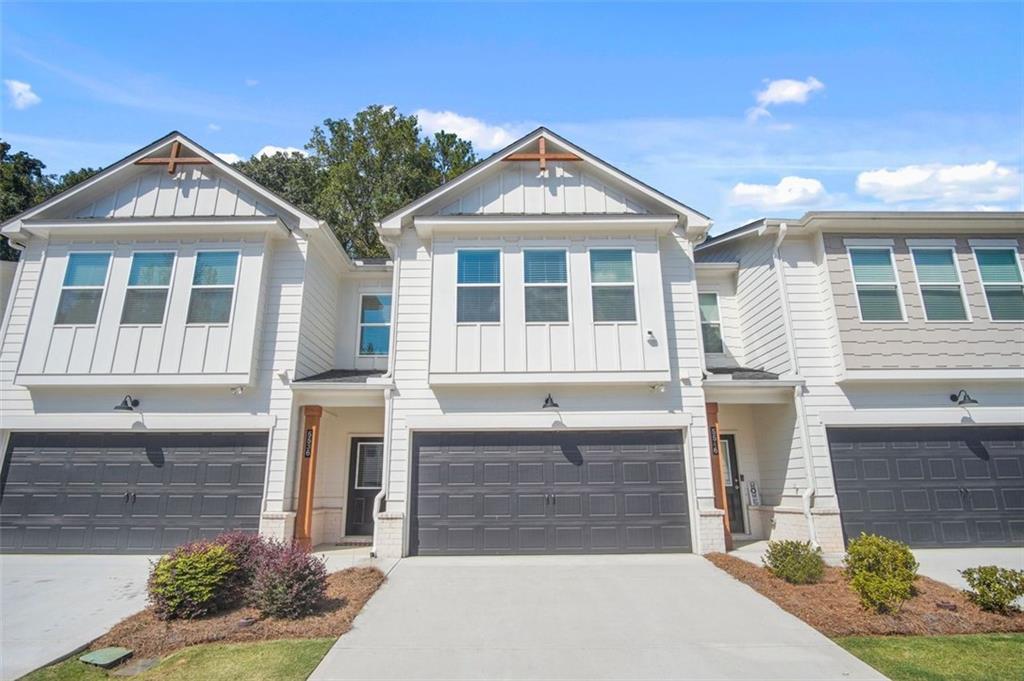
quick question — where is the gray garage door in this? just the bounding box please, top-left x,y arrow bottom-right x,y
829,426 -> 1024,548
0,432 -> 268,553
410,430 -> 690,555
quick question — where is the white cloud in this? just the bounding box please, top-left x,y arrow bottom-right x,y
245,78 -> 260,87
215,152 -> 243,164
4,79 -> 42,109
415,109 -> 518,151
207,123 -> 221,132
730,176 -> 827,208
748,77 -> 824,121
856,160 -> 1020,204
255,145 -> 307,158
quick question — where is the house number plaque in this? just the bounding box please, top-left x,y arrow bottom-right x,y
303,429 -> 314,458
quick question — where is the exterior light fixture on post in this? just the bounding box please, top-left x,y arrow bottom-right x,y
950,389 -> 979,406
114,395 -> 140,411
542,394 -> 560,409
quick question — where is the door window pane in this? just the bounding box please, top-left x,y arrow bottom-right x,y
355,442 -> 384,488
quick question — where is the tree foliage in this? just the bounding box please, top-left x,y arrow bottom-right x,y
232,151 -> 322,217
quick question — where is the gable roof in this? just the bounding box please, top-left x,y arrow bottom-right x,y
377,127 -> 712,237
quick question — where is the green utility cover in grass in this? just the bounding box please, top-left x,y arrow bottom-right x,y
79,647 -> 132,668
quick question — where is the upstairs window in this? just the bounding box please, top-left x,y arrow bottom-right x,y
590,249 -> 636,322
187,251 -> 239,324
359,294 -> 392,356
849,247 -> 904,321
121,252 -> 175,324
699,292 -> 724,353
910,248 -> 968,321
975,248 -> 1024,321
456,250 -> 500,323
55,252 -> 111,325
524,249 -> 569,323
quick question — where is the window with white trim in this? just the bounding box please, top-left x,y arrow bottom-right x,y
186,251 -> 239,324
456,249 -> 500,323
354,440 -> 384,489
698,292 -> 724,353
524,249 -> 568,323
590,249 -> 636,322
974,248 -> 1024,321
55,252 -> 111,325
910,248 -> 968,321
849,247 -> 903,321
358,294 -> 391,355
121,252 -> 175,324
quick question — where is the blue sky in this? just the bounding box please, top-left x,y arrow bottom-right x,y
2,2 -> 1021,232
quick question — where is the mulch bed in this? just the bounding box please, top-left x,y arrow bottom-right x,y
92,567 -> 385,659
707,553 -> 1024,637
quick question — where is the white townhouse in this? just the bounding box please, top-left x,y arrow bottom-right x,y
1,128 -> 1021,559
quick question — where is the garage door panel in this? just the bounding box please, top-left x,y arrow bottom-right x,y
0,432 -> 269,553
829,426 -> 1024,548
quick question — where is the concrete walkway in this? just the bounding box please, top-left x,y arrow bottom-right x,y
311,554 -> 884,680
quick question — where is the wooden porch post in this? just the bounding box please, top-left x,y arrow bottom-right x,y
705,402 -> 734,550
293,405 -> 323,548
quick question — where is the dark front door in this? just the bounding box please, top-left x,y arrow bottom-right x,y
0,431 -> 268,553
410,430 -> 691,556
346,438 -> 383,536
829,426 -> 1024,547
720,435 -> 745,533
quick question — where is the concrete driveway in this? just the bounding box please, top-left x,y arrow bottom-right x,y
914,547 -> 1024,603
0,553 -> 154,681
311,554 -> 883,680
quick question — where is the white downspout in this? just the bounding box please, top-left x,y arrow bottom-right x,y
371,235 -> 401,557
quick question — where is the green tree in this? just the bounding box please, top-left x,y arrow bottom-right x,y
1,141 -> 50,260
49,167 -> 100,194
232,151 -> 321,217
429,131 -> 478,184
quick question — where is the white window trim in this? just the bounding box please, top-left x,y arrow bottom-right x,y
523,248 -> 571,325
588,246 -> 639,324
847,245 -> 906,323
357,293 -> 392,357
54,250 -> 113,328
972,246 -> 1024,323
120,250 -> 177,327
698,290 -> 724,353
185,249 -> 240,327
455,247 -> 502,326
909,246 -> 971,323
353,439 -> 385,490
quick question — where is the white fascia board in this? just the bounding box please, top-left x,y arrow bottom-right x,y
820,407 -> 1024,428
290,381 -> 391,392
2,413 -> 276,431
16,372 -> 253,387
839,368 -> 1024,383
292,389 -> 387,409
695,262 -> 740,272
803,211 -> 1024,234
414,214 -> 680,239
428,370 -> 672,386
405,411 -> 691,431
18,217 -> 290,239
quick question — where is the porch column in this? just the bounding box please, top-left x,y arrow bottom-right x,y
705,402 -> 734,550
293,405 -> 323,548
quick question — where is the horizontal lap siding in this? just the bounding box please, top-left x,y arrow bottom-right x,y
1,246 -> 40,417
295,243 -> 341,379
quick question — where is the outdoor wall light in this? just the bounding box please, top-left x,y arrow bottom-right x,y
542,394 -> 560,409
114,395 -> 140,411
949,389 -> 979,406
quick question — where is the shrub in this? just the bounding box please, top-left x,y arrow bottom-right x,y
250,541 -> 328,619
844,533 -> 918,613
216,530 -> 268,593
960,566 -> 1024,614
148,541 -> 238,620
762,540 -> 825,584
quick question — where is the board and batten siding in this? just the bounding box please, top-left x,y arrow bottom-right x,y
699,238 -> 791,374
428,235 -> 670,376
438,161 -> 650,216
16,237 -> 268,381
825,234 -> 1024,370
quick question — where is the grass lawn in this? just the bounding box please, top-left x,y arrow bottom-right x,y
837,633 -> 1024,681
23,638 -> 336,681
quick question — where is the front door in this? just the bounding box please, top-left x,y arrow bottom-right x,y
720,435 -> 745,533
345,438 -> 384,536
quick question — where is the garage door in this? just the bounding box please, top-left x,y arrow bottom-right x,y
410,430 -> 690,555
829,426 -> 1024,548
0,432 -> 268,553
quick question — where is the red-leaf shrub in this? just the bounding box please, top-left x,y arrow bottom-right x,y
216,530 -> 268,593
250,541 -> 328,619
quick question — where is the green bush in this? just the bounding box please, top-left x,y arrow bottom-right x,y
844,533 -> 918,613
762,540 -> 825,584
148,541 -> 239,620
960,566 -> 1024,614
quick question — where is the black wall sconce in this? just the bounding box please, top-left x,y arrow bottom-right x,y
114,395 -> 140,411
542,393 -> 560,409
949,389 -> 978,406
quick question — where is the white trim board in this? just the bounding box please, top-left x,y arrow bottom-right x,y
2,413 -> 277,431
839,369 -> 1024,382
428,370 -> 672,386
405,411 -> 691,431
820,408 -> 1024,428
